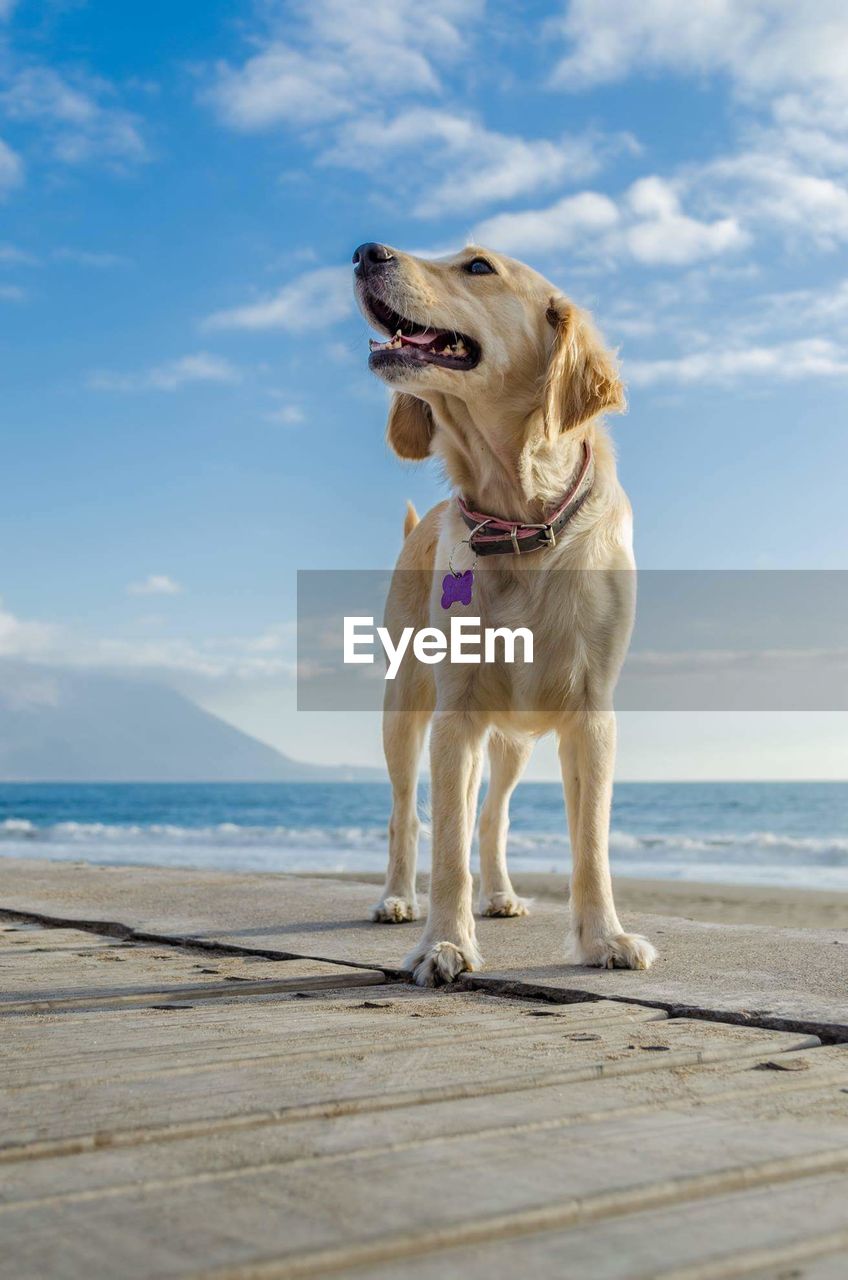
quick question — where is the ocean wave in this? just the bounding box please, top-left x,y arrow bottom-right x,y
2,816 -> 847,865
511,827 -> 848,863
0,819 -> 37,836
0,818 -> 389,848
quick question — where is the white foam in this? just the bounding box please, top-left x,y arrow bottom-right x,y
2,816 -> 847,888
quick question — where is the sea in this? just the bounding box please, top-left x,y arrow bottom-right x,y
1,781 -> 848,890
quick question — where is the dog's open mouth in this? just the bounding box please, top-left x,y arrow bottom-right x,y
363,293 -> 480,371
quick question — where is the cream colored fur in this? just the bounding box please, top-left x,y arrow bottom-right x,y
358,244 -> 656,985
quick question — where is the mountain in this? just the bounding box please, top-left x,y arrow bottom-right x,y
0,662 -> 381,782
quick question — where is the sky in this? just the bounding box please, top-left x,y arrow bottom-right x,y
1,0 -> 847,779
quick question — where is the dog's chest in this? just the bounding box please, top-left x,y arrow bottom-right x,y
431,566 -> 589,706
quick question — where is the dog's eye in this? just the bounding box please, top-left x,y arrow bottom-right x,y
464,258 -> 496,275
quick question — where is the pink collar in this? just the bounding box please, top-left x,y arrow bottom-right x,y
458,441 -> 594,557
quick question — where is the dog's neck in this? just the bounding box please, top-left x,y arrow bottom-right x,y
426,394 -> 600,523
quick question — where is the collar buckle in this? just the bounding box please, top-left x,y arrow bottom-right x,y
457,440 -> 592,558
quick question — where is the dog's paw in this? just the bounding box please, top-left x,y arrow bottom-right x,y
371,896 -> 419,924
569,931 -> 657,971
479,891 -> 531,918
403,939 -> 482,987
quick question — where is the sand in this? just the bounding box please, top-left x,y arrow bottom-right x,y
317,871 -> 848,930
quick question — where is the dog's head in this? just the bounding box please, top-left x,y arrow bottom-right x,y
353,241 -> 624,460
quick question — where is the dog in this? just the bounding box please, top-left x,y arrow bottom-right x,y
353,240 -> 656,986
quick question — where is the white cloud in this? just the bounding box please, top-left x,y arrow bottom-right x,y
53,247 -> 128,268
474,177 -> 746,266
206,0 -> 480,130
0,283 -> 24,301
0,598 -> 55,657
0,67 -> 146,166
266,405 -> 305,425
203,0 -> 629,220
209,44 -> 352,129
324,109 -> 627,215
204,2 -> 635,221
696,152 -> 848,248
126,575 -> 183,598
604,269 -> 848,389
768,105 -> 848,170
623,177 -> 747,264
0,241 -> 35,264
204,265 -> 351,333
0,595 -> 297,681
89,636 -> 295,680
0,136 -> 23,193
2,622 -> 296,682
89,352 -> 241,392
475,190 -> 619,255
548,3 -> 848,259
627,337 -> 848,387
550,0 -> 848,113
764,279 -> 848,331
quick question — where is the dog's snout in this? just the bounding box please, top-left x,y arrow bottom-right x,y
352,242 -> 394,274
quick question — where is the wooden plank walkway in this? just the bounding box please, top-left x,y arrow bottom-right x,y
0,921 -> 384,1014
1,876 -> 847,1278
2,859 -> 846,1039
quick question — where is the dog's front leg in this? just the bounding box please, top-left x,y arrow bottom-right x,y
560,713 -> 656,970
371,708 -> 430,923
404,711 -> 485,986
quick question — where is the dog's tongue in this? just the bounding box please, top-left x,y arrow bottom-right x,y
401,330 -> 439,347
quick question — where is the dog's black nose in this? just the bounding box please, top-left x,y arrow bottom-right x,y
352,242 -> 394,274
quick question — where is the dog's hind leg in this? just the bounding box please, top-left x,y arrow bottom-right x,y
559,713 -> 656,970
477,732 -> 533,917
372,704 -> 430,923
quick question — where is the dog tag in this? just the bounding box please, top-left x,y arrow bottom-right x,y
441,569 -> 474,609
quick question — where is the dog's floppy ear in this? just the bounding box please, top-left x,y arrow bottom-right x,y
543,298 -> 625,437
386,393 -> 434,460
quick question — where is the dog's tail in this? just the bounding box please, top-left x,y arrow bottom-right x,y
403,501 -> 419,539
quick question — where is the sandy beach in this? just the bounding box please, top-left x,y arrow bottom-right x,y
319,870 -> 848,930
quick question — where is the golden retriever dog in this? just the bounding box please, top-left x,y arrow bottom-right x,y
353,240 -> 656,986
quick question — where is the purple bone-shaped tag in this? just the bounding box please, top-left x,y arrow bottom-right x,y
441,569 -> 474,609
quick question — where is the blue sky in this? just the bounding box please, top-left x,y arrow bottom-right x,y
2,1 -> 847,777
